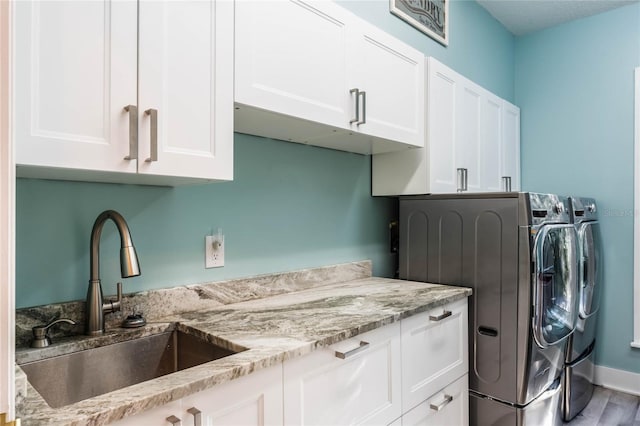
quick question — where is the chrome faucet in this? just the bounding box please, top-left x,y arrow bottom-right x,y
86,210 -> 141,336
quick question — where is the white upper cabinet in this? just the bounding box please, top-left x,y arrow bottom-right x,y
455,78 -> 483,193
346,18 -> 425,148
137,0 -> 233,181
15,0 -> 233,185
14,1 -> 137,175
372,57 -> 520,196
235,0 -> 424,155
480,92 -> 504,192
235,0 -> 350,132
426,60 -> 456,193
501,100 -> 521,191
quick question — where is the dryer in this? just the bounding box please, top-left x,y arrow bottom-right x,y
399,192 -> 580,425
562,197 -> 602,421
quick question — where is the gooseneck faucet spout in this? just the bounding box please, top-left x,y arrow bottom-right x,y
86,210 -> 141,336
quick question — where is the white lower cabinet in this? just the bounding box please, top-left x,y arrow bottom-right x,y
110,298 -> 469,426
401,298 -> 468,413
283,322 -> 402,426
111,364 -> 283,426
401,374 -> 469,426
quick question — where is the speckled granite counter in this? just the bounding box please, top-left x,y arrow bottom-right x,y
16,263 -> 471,425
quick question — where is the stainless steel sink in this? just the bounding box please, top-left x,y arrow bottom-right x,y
20,330 -> 242,408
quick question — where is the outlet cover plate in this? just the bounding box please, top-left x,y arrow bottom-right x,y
205,234 -> 224,268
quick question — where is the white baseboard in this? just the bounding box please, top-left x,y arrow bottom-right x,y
594,365 -> 640,396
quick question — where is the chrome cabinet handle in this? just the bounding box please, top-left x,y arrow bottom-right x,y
429,394 -> 453,411
186,407 -> 201,426
166,415 -> 182,426
350,88 -> 360,124
358,91 -> 366,125
123,105 -> 138,160
457,168 -> 468,192
335,341 -> 369,359
502,176 -> 512,192
429,310 -> 452,321
144,108 -> 158,163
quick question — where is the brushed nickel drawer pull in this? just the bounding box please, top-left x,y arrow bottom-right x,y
187,407 -> 201,426
123,105 -> 138,160
457,168 -> 468,192
430,394 -> 453,411
166,415 -> 182,426
350,88 -> 360,124
502,176 -> 512,192
335,341 -> 370,359
358,90 -> 366,125
429,310 -> 452,321
144,108 -> 158,163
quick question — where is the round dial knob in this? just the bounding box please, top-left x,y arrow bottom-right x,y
553,203 -> 564,214
587,203 -> 596,213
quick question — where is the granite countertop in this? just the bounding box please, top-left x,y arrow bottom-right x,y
16,274 -> 471,425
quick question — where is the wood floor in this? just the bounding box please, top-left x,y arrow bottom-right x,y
566,386 -> 640,425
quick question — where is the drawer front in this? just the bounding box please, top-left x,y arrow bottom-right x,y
401,374 -> 469,426
401,298 -> 468,413
284,321 -> 402,426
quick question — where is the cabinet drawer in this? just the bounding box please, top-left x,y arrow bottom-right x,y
284,321 -> 402,426
401,374 -> 469,426
401,298 -> 468,413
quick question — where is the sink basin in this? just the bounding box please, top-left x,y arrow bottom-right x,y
20,330 -> 241,408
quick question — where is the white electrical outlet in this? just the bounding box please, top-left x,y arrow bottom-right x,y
205,230 -> 224,268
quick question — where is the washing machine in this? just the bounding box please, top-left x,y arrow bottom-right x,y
399,192 -> 580,425
562,197 -> 602,421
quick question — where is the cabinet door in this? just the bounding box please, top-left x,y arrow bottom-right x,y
401,374 -> 469,426
181,364 -> 283,426
348,19 -> 425,148
480,92 -> 503,192
455,78 -> 482,193
501,101 -> 521,191
284,322 -> 402,426
14,0 -> 137,174
401,298 -> 468,414
235,0 -> 351,131
110,400 -> 182,426
427,58 -> 457,193
137,0 -> 233,181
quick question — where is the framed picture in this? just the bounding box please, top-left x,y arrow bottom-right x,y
390,0 -> 448,46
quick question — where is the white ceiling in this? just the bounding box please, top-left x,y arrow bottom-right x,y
475,0 -> 639,36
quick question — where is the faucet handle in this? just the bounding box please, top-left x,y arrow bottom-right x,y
31,318 -> 76,348
104,282 -> 123,314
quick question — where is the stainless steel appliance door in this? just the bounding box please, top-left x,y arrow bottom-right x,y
578,221 -> 602,319
532,224 -> 579,348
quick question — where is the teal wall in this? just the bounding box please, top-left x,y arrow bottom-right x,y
17,135 -> 396,308
16,0 -> 515,308
515,4 -> 640,372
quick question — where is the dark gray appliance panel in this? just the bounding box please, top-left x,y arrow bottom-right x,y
400,197 -> 519,403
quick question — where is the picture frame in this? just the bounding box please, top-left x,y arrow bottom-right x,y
390,0 -> 448,46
